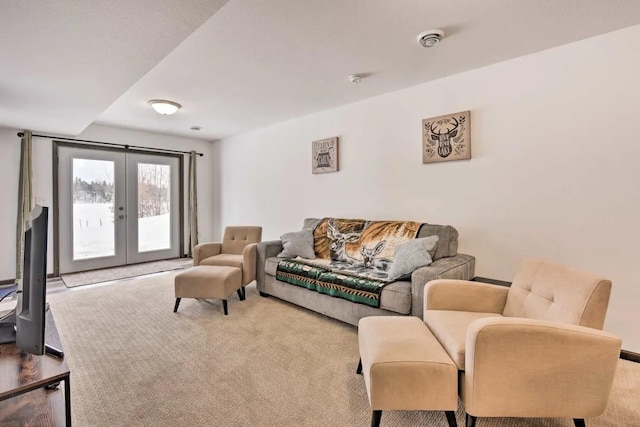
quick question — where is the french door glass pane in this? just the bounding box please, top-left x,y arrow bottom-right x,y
72,158 -> 115,260
137,163 -> 171,252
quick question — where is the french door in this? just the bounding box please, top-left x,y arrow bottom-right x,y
57,146 -> 181,274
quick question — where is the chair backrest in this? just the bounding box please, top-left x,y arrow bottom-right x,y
503,259 -> 612,330
221,226 -> 262,255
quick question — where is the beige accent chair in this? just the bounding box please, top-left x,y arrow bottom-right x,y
424,259 -> 622,427
193,226 -> 262,291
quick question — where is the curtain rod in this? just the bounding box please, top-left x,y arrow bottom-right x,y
16,132 -> 204,157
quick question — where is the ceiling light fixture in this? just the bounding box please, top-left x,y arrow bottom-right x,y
190,126 -> 202,131
148,99 -> 181,115
417,29 -> 444,48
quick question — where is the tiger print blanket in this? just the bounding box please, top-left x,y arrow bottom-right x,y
313,218 -> 422,273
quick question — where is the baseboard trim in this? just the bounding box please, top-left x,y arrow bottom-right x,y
471,276 -> 512,287
0,273 -> 56,286
621,350 -> 640,363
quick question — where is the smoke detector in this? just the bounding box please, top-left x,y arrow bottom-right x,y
417,29 -> 444,48
349,74 -> 364,84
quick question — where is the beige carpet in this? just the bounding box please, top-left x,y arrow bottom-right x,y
60,258 -> 193,288
48,272 -> 640,427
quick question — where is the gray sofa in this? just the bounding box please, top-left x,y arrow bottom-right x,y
256,218 -> 475,326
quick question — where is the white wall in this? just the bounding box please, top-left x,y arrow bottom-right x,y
215,25 -> 640,352
0,124 -> 214,279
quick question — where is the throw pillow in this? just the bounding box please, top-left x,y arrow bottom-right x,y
386,236 -> 439,281
278,229 -> 316,259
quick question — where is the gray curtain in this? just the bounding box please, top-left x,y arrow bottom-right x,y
188,151 -> 198,257
16,130 -> 33,280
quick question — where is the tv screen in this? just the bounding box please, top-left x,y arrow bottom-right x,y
15,205 -> 48,355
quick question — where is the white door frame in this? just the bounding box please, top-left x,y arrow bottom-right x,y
54,143 -> 184,275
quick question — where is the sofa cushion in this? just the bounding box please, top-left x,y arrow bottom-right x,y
278,229 -> 315,259
265,257 -> 412,314
200,253 -> 243,269
417,224 -> 458,260
424,310 -> 503,370
387,236 -> 439,281
302,218 -> 322,230
379,281 -> 412,315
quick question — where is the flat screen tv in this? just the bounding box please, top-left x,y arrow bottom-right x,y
16,205 -> 49,354
0,205 -> 62,357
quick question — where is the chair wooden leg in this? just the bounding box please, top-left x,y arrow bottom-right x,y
241,287 -> 246,300
573,419 -> 586,427
445,411 -> 457,427
222,300 -> 228,315
173,298 -> 181,313
465,413 -> 476,427
371,410 -> 382,427
356,358 -> 362,375
237,289 -> 243,300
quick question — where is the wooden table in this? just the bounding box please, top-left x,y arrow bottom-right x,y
0,310 -> 71,426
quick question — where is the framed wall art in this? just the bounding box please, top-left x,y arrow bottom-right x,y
422,111 -> 471,163
312,137 -> 339,174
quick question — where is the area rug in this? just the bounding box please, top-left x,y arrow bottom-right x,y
48,272 -> 640,427
60,258 -> 193,288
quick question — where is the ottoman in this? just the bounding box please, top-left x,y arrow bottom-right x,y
357,316 -> 459,427
174,266 -> 244,315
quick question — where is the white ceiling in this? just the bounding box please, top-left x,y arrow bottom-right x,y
2,1 -> 640,140
0,0 -> 229,135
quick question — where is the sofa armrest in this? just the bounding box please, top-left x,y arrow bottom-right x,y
410,254 -> 475,318
241,243 -> 258,286
256,240 -> 284,291
463,317 -> 622,418
424,280 -> 508,315
193,242 -> 221,265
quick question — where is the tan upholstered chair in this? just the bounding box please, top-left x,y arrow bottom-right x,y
193,226 -> 262,292
424,259 -> 622,427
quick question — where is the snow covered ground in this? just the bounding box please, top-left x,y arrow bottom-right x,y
138,212 -> 170,253
73,203 -> 170,260
73,203 -> 115,259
